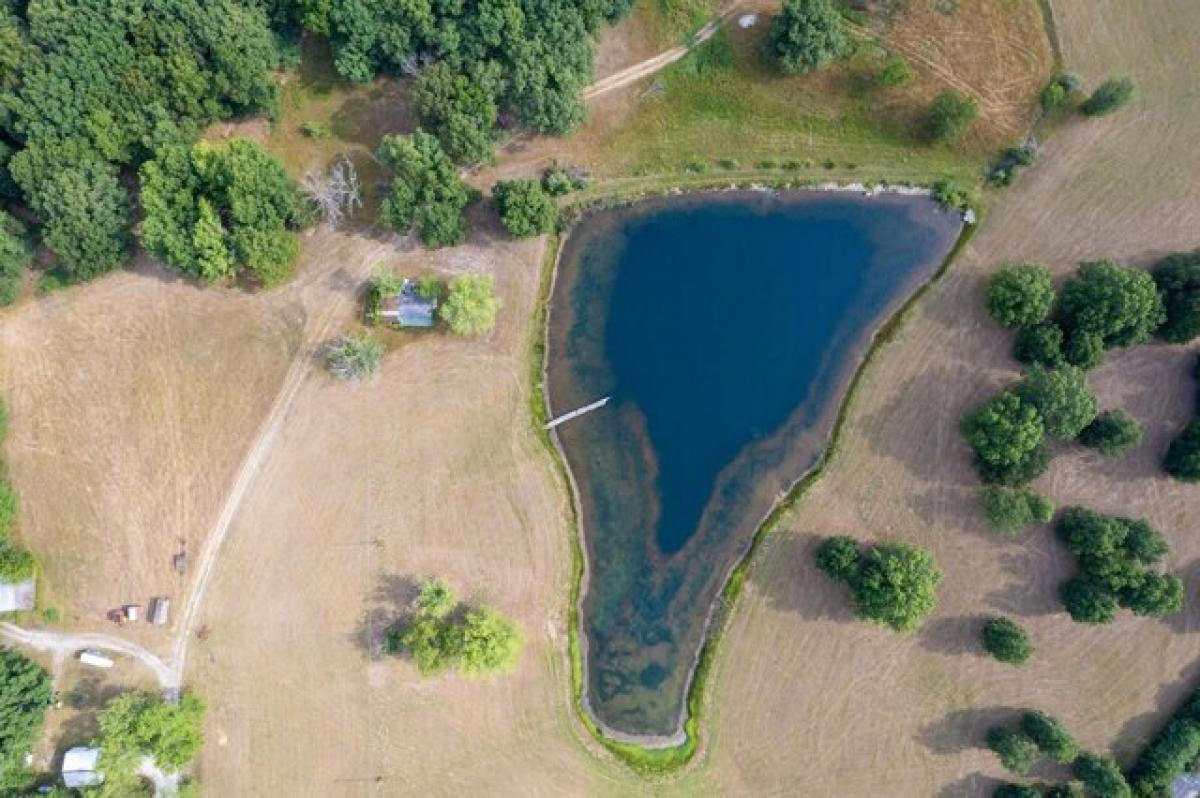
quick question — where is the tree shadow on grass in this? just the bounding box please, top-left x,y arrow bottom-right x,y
919,614 -> 987,658
754,530 -> 858,624
349,573 -> 421,660
984,544 -> 1069,619
1110,658 -> 1200,762
933,772 -> 1005,798
919,706 -> 1022,755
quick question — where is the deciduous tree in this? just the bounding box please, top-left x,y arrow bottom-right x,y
1153,250 -> 1200,343
1057,260 -> 1165,349
492,179 -> 558,238
441,274 -> 500,336
982,618 -> 1032,665
987,262 -> 1055,328
1079,410 -> 1142,457
767,0 -> 848,75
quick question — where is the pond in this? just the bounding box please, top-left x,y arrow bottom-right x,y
545,190 -> 962,740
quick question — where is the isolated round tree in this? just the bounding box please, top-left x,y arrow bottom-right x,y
986,262 -> 1056,327
926,90 -> 978,142
442,274 -> 501,336
851,543 -> 942,631
982,617 -> 1032,665
767,0 -> 849,74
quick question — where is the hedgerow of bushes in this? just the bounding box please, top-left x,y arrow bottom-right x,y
0,400 -> 35,585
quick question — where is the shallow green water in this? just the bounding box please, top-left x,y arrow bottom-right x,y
547,191 -> 960,737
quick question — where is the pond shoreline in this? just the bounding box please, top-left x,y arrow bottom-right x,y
532,183 -> 975,767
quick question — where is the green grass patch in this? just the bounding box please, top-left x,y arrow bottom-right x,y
591,24 -> 984,186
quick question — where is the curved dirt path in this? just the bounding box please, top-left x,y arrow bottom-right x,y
0,622 -> 176,688
583,10 -> 739,100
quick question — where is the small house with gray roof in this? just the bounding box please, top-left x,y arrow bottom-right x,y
378,280 -> 437,328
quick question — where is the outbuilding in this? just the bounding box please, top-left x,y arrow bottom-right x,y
78,650 -> 114,669
149,597 -> 170,626
61,746 -> 104,789
0,578 -> 35,613
377,280 -> 437,327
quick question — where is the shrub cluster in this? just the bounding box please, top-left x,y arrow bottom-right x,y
1081,77 -> 1135,117
980,487 -> 1054,534
0,212 -> 30,307
988,145 -> 1036,188
1079,410 -> 1143,458
492,179 -> 558,239
995,259 -> 1166,372
0,400 -> 34,584
987,711 -> 1078,776
1040,72 -> 1081,110
1074,752 -> 1131,798
1055,508 -> 1183,624
981,617 -> 1032,665
388,578 -> 524,677
814,537 -> 942,632
927,90 -> 978,143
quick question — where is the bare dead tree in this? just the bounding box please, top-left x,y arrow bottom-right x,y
304,155 -> 363,228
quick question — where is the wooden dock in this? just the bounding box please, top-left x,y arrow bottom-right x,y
545,396 -> 610,430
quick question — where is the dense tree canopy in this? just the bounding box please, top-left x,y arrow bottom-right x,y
982,617 -> 1031,665
492,178 -> 557,238
1165,419 -> 1200,482
0,0 -> 282,276
1074,752 -> 1131,798
308,0 -> 626,136
441,274 -> 500,336
851,543 -> 942,632
961,392 -> 1048,485
377,132 -> 475,248
1130,706 -> 1200,797
140,138 -> 312,287
1015,365 -> 1097,439
0,210 -> 30,306
1057,260 -> 1165,349
413,62 -> 500,166
96,690 -> 205,794
1014,323 -> 1065,367
993,786 -> 1042,798
1079,410 -> 1142,457
767,0 -> 848,75
0,647 -> 53,787
1056,508 -> 1183,623
1153,250 -> 1200,343
987,262 -> 1056,328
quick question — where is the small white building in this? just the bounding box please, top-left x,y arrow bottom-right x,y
61,746 -> 104,789
0,578 -> 35,613
78,650 -> 114,669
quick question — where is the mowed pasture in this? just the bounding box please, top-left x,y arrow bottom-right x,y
692,1 -> 1200,795
0,0 -> 1194,796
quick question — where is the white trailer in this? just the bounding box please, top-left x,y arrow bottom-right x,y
78,650 -> 114,669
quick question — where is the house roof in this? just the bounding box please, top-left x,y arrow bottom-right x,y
0,578 -> 35,613
62,746 -> 104,788
379,280 -> 436,327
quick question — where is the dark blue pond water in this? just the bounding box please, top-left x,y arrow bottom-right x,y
546,191 -> 960,737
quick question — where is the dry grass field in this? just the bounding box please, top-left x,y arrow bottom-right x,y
0,0 -> 1195,795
